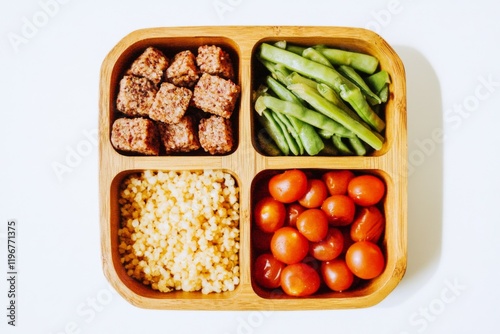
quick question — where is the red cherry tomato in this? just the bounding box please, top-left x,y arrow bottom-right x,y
296,209 -> 329,242
322,170 -> 355,196
285,203 -> 306,227
321,259 -> 354,292
347,174 -> 386,206
345,241 -> 385,279
321,195 -> 356,226
298,179 -> 328,208
280,263 -> 321,297
350,206 -> 385,243
254,197 -> 286,233
309,227 -> 344,261
268,169 -> 308,203
270,227 -> 309,265
253,253 -> 286,289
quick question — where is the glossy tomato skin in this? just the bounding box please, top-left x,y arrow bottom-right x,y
309,227 -> 344,261
254,253 -> 286,289
321,195 -> 356,226
346,241 -> 385,279
270,227 -> 309,265
322,170 -> 355,196
298,179 -> 328,208
350,206 -> 385,243
296,209 -> 329,242
321,259 -> 354,292
285,203 -> 306,227
254,197 -> 286,233
347,174 -> 386,206
280,263 -> 321,297
268,169 -> 308,203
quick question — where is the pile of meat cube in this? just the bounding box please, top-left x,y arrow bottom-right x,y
111,45 -> 240,155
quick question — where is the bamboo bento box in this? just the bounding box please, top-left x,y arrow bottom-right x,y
99,26 -> 407,310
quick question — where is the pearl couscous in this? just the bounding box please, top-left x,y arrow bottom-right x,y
118,170 -> 240,294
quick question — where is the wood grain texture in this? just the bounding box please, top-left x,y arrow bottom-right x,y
99,26 -> 407,310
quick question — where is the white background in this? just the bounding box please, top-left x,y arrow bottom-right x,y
1,0 -> 499,333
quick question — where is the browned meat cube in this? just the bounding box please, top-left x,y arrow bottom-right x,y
198,115 -> 233,155
191,73 -> 240,119
157,115 -> 201,154
196,45 -> 234,80
127,47 -> 169,85
111,118 -> 160,155
165,50 -> 199,88
149,82 -> 192,124
116,75 -> 157,117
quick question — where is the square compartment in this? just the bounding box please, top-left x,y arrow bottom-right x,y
103,34 -> 241,156
250,36 -> 405,158
105,169 -> 242,305
250,168 -> 405,307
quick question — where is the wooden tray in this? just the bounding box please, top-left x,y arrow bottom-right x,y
99,26 -> 407,310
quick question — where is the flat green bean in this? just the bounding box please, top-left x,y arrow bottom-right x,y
337,65 -> 382,105
287,83 -> 384,150
257,109 -> 290,155
255,95 -> 354,138
258,43 -> 385,132
314,46 -> 379,74
265,76 -> 324,155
